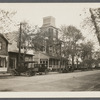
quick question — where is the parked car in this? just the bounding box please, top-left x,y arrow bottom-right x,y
34,64 -> 48,75
10,61 -> 48,76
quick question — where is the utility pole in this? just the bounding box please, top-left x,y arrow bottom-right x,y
18,22 -> 22,68
59,41 -> 62,72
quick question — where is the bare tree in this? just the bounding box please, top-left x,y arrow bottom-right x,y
0,9 -> 16,33
17,21 -> 39,62
89,8 -> 100,45
82,8 -> 100,45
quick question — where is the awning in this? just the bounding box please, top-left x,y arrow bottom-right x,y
41,53 -> 60,60
0,55 -> 8,61
0,55 -> 8,57
20,61 -> 37,63
8,51 -> 34,56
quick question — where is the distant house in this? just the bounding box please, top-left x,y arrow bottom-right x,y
5,31 -> 34,71
0,33 -> 8,72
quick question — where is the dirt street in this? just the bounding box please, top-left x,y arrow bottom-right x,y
0,70 -> 100,91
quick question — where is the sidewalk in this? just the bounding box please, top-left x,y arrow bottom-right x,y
0,72 -> 10,76
0,69 -> 97,77
48,71 -> 59,74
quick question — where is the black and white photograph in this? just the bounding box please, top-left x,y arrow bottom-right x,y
1,3 -> 100,97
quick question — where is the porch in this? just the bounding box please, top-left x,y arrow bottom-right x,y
0,55 -> 8,72
8,52 -> 34,70
34,52 -> 67,71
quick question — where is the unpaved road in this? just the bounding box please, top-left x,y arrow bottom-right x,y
0,70 -> 100,91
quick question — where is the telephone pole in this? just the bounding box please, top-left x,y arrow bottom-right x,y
60,42 -> 62,71
18,22 -> 22,68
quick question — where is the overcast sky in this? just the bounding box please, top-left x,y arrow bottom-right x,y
0,3 -> 100,27
0,3 -> 100,50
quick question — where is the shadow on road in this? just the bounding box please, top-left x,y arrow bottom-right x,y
0,75 -> 16,79
0,89 -> 12,92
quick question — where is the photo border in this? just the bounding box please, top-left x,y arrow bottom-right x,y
0,0 -> 100,2
0,1 -> 100,99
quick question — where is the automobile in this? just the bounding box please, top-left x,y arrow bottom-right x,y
34,64 -> 48,75
10,61 -> 48,76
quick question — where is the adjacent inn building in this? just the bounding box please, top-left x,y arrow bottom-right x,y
33,16 -> 68,70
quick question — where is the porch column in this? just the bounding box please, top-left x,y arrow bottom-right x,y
48,58 -> 49,69
58,60 -> 59,68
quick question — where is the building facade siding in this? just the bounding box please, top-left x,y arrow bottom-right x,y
0,36 -> 8,56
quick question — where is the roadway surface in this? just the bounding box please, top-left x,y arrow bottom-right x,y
0,70 -> 100,91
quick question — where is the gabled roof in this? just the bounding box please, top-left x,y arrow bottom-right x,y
5,31 -> 19,43
0,33 -> 9,43
5,31 -> 34,56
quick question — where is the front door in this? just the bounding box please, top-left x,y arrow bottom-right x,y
0,57 -> 7,72
9,58 -> 16,69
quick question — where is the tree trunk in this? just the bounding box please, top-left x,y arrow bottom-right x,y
89,8 -> 100,45
76,58 -> 78,70
72,55 -> 74,71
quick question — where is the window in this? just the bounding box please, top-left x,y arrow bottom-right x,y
46,61 -> 48,64
56,30 -> 58,38
0,59 -> 1,67
42,46 -> 45,52
40,61 -> 42,64
48,28 -> 53,34
9,58 -> 16,69
0,58 -> 6,68
0,42 -> 2,50
43,61 -> 45,64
